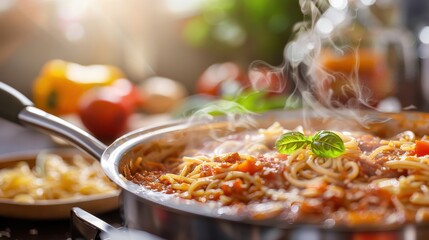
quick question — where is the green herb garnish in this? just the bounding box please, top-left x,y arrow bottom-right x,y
275,130 -> 345,158
275,132 -> 310,154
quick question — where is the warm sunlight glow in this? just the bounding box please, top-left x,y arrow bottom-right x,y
328,0 -> 348,10
57,0 -> 91,21
316,17 -> 334,35
165,0 -> 204,16
0,0 -> 14,13
419,26 -> 429,45
360,0 -> 376,6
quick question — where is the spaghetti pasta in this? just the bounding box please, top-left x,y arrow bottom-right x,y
0,152 -> 118,203
124,122 -> 429,226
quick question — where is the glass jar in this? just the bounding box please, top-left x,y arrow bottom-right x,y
312,0 -> 411,108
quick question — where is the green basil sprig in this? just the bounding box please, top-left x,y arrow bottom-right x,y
275,130 -> 345,158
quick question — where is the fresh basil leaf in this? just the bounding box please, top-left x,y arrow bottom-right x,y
311,130 -> 345,158
275,131 -> 309,154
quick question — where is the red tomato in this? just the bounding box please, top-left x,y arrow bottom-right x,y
415,140 -> 429,157
248,65 -> 286,95
78,79 -> 140,142
196,62 -> 248,96
110,78 -> 142,108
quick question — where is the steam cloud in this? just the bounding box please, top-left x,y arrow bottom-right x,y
191,0 -> 393,133
278,0 -> 391,127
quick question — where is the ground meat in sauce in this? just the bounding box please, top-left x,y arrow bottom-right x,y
355,133 -> 404,178
357,157 -> 403,178
356,134 -> 381,153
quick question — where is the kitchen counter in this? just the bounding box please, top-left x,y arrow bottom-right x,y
0,119 -> 57,156
1,209 -> 122,240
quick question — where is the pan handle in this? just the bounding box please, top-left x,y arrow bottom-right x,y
0,82 -> 33,123
71,207 -> 115,240
0,82 -> 106,160
71,207 -> 164,240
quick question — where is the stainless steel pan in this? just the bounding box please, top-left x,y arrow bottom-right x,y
1,81 -> 429,240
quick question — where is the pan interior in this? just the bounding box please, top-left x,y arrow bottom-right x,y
101,110 -> 429,229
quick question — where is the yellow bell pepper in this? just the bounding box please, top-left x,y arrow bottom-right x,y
33,60 -> 123,115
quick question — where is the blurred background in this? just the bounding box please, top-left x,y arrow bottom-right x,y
1,0 -> 429,142
0,0 -> 301,95
3,1 -> 429,238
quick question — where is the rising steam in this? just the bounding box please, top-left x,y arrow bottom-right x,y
186,100 -> 257,140
278,0 -> 392,127
191,0 -> 392,135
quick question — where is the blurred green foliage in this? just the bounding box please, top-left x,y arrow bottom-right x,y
182,0 -> 303,65
222,90 -> 289,113
172,90 -> 301,118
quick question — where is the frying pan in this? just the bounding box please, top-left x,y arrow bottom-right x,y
1,81 -> 429,240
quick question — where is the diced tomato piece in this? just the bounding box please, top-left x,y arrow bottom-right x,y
237,158 -> 263,174
415,140 -> 429,157
299,201 -> 323,214
370,188 -> 392,202
277,153 -> 288,160
221,179 -> 245,195
200,165 -> 213,177
224,152 -> 241,163
233,179 -> 245,192
347,211 -> 382,225
308,181 -> 327,192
